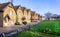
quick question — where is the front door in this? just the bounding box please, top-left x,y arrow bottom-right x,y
4,17 -> 8,27
4,14 -> 10,27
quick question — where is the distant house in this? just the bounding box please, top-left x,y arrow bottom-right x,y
49,15 -> 60,20
41,16 -> 45,20
14,6 -> 23,24
0,2 -> 16,27
38,15 -> 45,20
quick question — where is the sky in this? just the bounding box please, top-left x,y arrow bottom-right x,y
0,0 -> 60,16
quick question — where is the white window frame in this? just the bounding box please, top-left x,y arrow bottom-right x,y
9,10 -> 12,16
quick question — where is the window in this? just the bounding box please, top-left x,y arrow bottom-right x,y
4,23 -> 8,27
9,10 -> 12,16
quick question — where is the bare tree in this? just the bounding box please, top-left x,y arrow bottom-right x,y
45,12 -> 52,20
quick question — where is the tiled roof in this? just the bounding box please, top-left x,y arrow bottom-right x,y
31,11 -> 35,14
21,7 -> 25,10
0,2 -> 12,10
50,15 -> 60,18
21,7 -> 26,12
26,9 -> 30,14
38,14 -> 40,17
27,9 -> 30,12
14,6 -> 27,11
14,6 -> 20,11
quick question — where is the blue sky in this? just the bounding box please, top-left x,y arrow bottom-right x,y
0,0 -> 60,16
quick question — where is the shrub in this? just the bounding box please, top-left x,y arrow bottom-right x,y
15,22 -> 20,25
22,21 -> 27,25
22,17 -> 26,21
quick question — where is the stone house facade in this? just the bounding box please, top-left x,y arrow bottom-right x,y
0,2 -> 16,27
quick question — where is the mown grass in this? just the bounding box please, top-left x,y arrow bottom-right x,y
30,20 -> 60,35
13,31 -> 48,37
13,20 -> 60,37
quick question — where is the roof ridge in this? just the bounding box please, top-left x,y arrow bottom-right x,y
0,2 -> 12,10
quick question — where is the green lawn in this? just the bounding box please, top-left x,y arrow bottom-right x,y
14,31 -> 48,37
13,20 -> 60,37
30,20 -> 60,35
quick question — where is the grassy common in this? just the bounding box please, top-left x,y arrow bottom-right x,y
30,20 -> 60,35
13,20 -> 60,37
14,31 -> 48,37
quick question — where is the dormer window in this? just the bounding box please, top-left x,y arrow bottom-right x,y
9,10 -> 12,16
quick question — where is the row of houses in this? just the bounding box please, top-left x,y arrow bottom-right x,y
48,15 -> 60,20
0,2 -> 45,27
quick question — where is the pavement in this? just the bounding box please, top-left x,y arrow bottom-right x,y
0,20 -> 41,37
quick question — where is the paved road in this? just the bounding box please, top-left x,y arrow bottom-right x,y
0,20 -> 41,37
